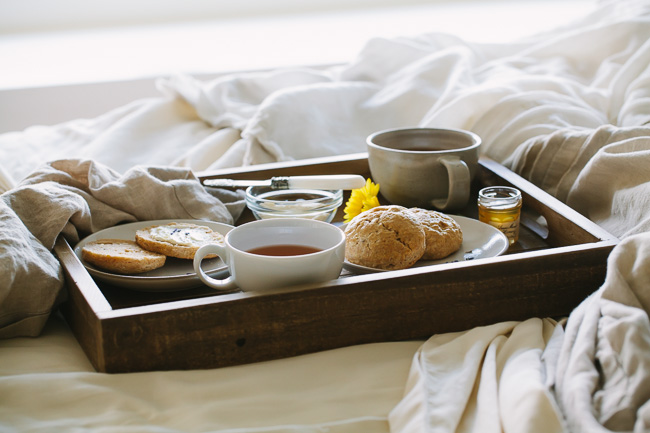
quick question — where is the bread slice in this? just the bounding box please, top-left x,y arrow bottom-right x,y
81,239 -> 167,274
135,222 -> 224,260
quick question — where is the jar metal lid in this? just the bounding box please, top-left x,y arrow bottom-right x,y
478,186 -> 522,207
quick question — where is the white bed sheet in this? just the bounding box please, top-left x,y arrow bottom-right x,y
0,313 -> 423,432
2,0 -> 650,432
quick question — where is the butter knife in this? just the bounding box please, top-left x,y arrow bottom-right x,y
203,174 -> 366,190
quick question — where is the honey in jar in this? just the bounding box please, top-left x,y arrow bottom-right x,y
478,186 -> 522,245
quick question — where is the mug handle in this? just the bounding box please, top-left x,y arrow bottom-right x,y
193,244 -> 238,291
432,156 -> 471,211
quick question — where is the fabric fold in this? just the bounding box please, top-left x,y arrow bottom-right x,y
555,232 -> 650,433
388,318 -> 564,433
0,159 -> 245,338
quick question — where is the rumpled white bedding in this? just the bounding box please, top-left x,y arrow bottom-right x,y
2,0 -> 650,431
389,232 -> 650,433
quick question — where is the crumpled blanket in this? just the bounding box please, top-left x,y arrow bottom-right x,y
556,232 -> 650,433
388,232 -> 650,433
388,317 -> 566,433
0,159 -> 245,338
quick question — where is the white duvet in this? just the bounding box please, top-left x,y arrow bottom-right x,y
1,0 -> 650,432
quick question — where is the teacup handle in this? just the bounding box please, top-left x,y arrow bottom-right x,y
432,156 -> 471,211
193,244 -> 238,291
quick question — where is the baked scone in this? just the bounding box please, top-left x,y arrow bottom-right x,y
135,222 -> 224,260
344,205 -> 426,270
82,239 -> 166,274
409,208 -> 463,260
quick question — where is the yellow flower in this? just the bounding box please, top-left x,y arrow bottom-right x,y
343,178 -> 380,223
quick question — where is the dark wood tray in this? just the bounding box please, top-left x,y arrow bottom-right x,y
55,153 -> 618,373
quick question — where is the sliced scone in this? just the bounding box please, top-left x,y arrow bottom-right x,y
82,239 -> 167,274
135,222 -> 224,260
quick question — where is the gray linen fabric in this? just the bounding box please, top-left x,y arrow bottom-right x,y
0,159 -> 245,338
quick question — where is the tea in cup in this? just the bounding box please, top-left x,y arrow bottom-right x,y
367,127 -> 481,211
193,218 -> 345,292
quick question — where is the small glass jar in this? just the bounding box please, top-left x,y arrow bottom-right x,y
245,187 -> 343,222
478,186 -> 522,245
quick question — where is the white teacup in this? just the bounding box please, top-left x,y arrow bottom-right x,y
367,127 -> 481,211
193,218 -> 345,292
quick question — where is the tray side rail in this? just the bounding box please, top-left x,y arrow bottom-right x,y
95,241 -> 614,373
477,157 -> 617,246
54,236 -> 112,372
198,153 -> 371,181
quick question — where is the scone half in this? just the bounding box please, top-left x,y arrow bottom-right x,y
82,239 -> 167,274
135,222 -> 225,260
344,205 -> 426,270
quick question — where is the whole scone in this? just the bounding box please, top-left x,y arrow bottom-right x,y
82,239 -> 166,274
409,208 -> 463,260
135,222 -> 224,260
344,205 -> 426,270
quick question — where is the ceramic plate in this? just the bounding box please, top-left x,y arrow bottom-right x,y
342,215 -> 509,274
73,219 -> 233,292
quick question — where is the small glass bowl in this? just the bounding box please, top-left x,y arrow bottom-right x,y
245,187 -> 343,222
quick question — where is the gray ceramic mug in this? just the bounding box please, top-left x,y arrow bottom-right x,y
367,127 -> 481,211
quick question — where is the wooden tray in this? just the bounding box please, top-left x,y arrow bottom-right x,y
55,154 -> 618,373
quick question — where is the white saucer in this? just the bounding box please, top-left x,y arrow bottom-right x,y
342,215 -> 509,274
73,219 -> 233,292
